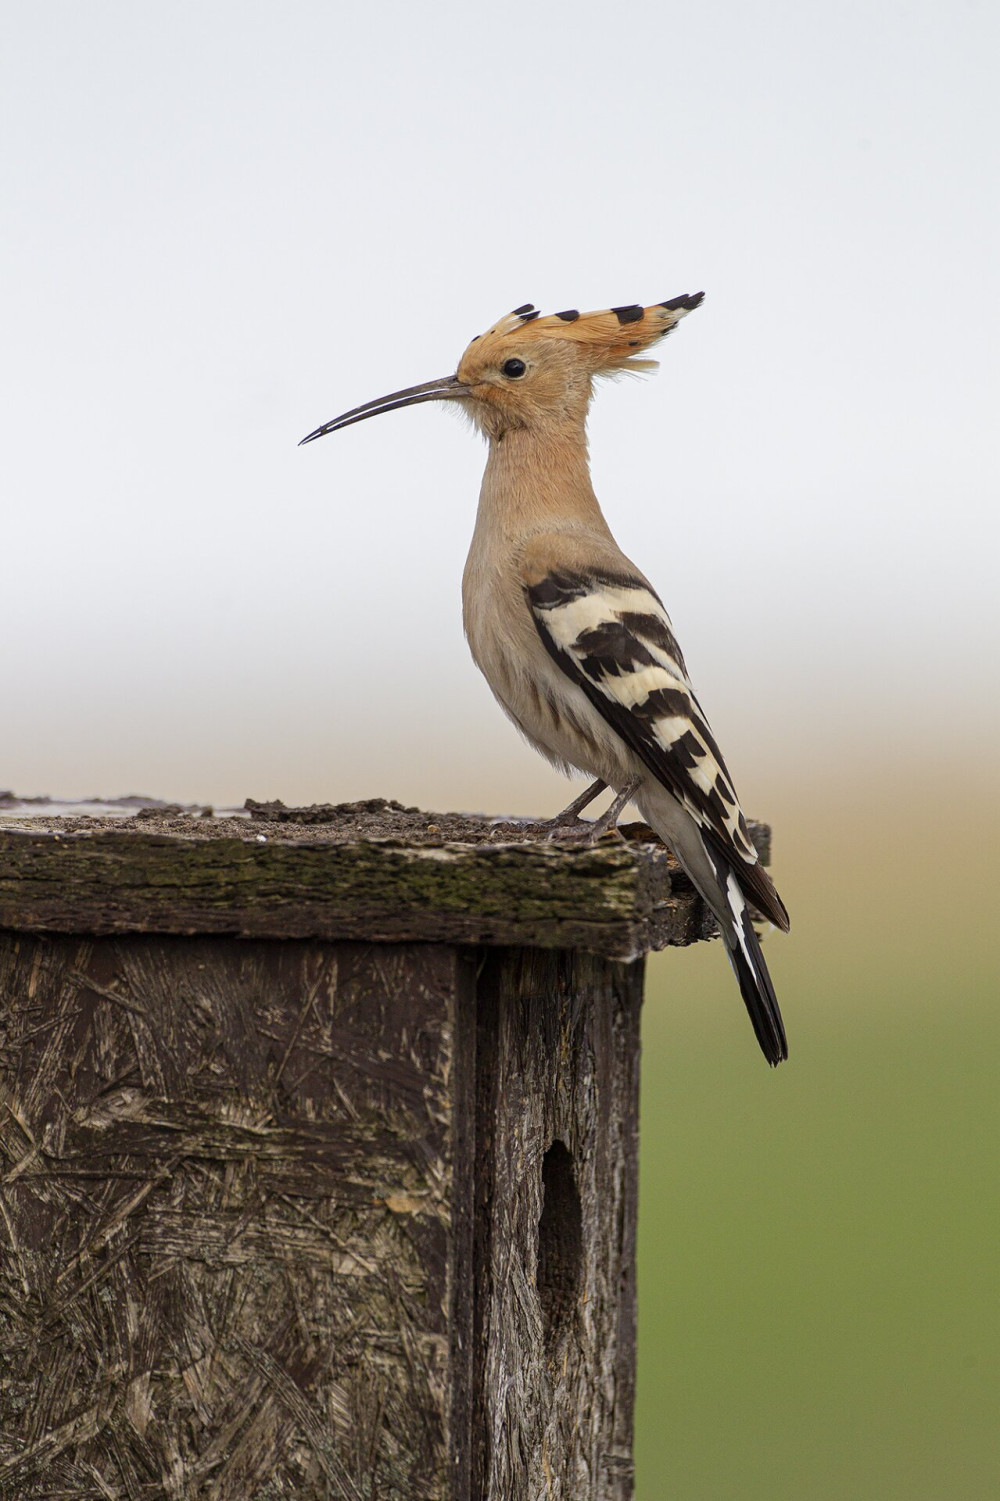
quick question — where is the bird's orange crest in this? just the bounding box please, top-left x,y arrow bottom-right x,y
467,293 -> 705,373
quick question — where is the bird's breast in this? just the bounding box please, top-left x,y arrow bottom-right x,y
461,538 -> 634,785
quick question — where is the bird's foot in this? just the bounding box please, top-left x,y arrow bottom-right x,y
544,819 -> 623,847
535,779 -> 606,838
541,778 -> 642,846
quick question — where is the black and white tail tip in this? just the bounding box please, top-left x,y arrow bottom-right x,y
717,865 -> 787,1067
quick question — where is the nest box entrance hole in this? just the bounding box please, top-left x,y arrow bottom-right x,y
537,1139 -> 583,1349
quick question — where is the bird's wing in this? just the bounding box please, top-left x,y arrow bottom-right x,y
525,558 -> 789,933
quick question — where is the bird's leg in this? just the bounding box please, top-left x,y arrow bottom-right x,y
583,776 -> 643,841
540,779 -> 607,831
546,776 -> 643,845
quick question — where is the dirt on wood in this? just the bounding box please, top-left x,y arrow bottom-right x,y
0,793 -> 769,861
0,792 -> 668,848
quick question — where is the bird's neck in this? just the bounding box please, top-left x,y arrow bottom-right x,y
475,424 -> 609,545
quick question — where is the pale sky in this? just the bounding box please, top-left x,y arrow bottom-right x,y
2,0 -> 997,808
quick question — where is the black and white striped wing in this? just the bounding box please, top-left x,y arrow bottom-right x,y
527,568 -> 789,932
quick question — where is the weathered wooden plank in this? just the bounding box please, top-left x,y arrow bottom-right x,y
0,805 -> 772,959
0,932 -> 476,1500
473,950 -> 642,1501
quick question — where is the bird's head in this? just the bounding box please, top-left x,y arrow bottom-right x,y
300,294 -> 704,446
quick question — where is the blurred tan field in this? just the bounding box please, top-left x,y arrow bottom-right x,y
633,757 -> 998,1499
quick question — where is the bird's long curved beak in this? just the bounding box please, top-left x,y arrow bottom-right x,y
299,374 -> 469,445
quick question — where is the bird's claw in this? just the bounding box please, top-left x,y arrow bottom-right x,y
542,816 -> 624,847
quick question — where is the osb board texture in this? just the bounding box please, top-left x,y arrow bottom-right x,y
0,800 -> 773,960
474,950 -> 642,1501
0,932 -> 475,1500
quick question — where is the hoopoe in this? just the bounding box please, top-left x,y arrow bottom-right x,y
301,296 -> 790,1065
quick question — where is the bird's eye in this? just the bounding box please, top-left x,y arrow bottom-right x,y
501,358 -> 527,379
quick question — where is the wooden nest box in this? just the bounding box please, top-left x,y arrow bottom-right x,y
0,798 -> 771,1499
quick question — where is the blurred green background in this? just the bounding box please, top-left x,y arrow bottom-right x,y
635,769 -> 997,1499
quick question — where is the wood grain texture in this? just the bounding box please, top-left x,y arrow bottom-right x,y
0,806 -> 774,960
473,950 -> 641,1501
0,932 -> 476,1500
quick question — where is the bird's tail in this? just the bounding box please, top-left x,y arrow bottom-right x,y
711,860 -> 788,1067
635,785 -> 788,1066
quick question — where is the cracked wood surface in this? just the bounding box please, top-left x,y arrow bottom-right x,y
473,950 -> 641,1501
0,801 -> 772,960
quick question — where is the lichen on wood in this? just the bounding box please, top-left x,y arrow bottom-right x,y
0,801 -> 773,959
